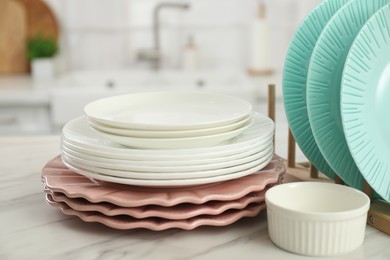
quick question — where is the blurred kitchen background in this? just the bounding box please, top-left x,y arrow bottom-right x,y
0,0 -> 321,158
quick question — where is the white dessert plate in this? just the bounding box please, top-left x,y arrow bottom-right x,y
87,114 -> 253,138
60,138 -> 273,167
90,119 -> 252,149
62,152 -> 273,187
61,112 -> 274,158
84,91 -> 252,130
61,146 -> 273,179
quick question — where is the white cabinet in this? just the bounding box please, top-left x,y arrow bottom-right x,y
0,70 -> 261,135
49,69 -> 258,130
0,77 -> 51,135
0,105 -> 51,135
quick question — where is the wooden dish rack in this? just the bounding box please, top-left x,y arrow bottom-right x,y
265,84 -> 390,235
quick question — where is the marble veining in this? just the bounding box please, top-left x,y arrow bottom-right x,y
0,136 -> 389,260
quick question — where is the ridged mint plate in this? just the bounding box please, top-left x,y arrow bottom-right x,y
306,0 -> 390,191
283,0 -> 349,179
341,4 -> 390,202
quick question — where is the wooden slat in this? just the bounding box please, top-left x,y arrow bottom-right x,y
309,164 -> 318,178
0,0 -> 28,74
267,84 -> 276,123
287,128 -> 296,168
363,180 -> 374,199
367,200 -> 390,235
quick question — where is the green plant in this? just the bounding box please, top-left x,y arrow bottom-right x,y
27,34 -> 58,60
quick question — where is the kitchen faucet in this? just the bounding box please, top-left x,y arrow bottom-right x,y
137,2 -> 190,70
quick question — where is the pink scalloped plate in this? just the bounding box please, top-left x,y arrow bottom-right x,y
45,187 -> 266,220
45,194 -> 265,231
42,155 -> 285,207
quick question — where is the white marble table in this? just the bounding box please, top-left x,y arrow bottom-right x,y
0,136 -> 389,260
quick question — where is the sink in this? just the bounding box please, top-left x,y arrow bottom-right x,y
50,69 -> 256,128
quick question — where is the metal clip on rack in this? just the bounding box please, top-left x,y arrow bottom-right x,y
266,84 -> 390,235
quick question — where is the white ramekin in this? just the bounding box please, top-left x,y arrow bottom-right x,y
265,182 -> 370,256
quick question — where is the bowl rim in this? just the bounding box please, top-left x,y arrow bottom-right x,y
265,182 -> 370,221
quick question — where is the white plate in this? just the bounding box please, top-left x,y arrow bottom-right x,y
61,112 -> 274,158
84,91 -> 252,130
61,145 -> 273,174
90,119 -> 253,149
61,138 -> 273,166
87,114 -> 253,138
61,136 -> 273,161
61,147 -> 273,180
62,153 -> 274,187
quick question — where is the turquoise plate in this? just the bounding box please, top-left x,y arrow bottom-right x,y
282,0 -> 349,179
306,0 -> 390,191
341,4 -> 390,202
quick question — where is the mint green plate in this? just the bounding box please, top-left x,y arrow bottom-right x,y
282,0 -> 349,179
306,0 -> 390,191
341,4 -> 390,202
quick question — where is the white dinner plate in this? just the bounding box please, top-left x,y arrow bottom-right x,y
61,144 -> 273,174
61,146 -> 273,180
84,91 -> 252,130
61,136 -> 273,161
86,114 -> 253,138
61,153 -> 274,187
90,119 -> 253,149
61,138 -> 273,167
61,112 -> 274,158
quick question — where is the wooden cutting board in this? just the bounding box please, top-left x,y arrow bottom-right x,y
16,0 -> 59,40
0,0 -> 59,74
0,0 -> 28,74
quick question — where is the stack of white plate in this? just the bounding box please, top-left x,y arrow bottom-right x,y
60,91 -> 275,187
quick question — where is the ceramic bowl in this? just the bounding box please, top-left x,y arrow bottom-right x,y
265,182 -> 370,256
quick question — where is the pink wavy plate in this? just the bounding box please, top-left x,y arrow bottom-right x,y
45,188 -> 266,220
46,194 -> 265,231
42,155 -> 285,207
